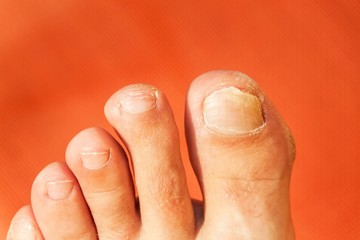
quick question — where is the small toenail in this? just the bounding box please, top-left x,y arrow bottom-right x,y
203,86 -> 264,135
120,87 -> 158,113
8,220 -> 37,240
46,180 -> 74,200
80,149 -> 111,170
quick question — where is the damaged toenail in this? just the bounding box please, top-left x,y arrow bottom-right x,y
80,149 -> 111,170
8,220 -> 37,240
120,87 -> 158,113
203,86 -> 264,135
46,180 -> 74,200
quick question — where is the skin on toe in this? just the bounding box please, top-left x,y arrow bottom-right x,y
105,84 -> 195,239
8,70 -> 295,240
65,127 -> 140,239
185,70 -> 295,239
7,205 -> 43,240
31,162 -> 97,240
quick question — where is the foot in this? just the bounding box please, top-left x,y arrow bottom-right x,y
7,70 -> 295,240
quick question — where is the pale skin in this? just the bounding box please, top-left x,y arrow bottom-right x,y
7,70 -> 295,239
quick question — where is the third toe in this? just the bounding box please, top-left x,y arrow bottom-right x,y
66,127 -> 140,239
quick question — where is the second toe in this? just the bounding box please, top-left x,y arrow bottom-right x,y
105,84 -> 195,239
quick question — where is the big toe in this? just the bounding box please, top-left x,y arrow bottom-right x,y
185,70 -> 295,239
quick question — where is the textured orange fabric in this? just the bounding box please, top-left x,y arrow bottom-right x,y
0,1 -> 359,239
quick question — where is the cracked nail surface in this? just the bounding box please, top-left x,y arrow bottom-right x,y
120,87 -> 158,113
204,86 -> 264,135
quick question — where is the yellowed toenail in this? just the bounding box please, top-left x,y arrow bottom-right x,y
120,87 -> 158,113
80,149 -> 111,170
204,86 -> 264,135
46,180 -> 74,200
8,220 -> 37,240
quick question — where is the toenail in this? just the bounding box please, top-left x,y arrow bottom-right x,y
120,87 -> 158,113
46,180 -> 74,200
8,220 -> 37,240
203,86 -> 264,135
80,149 -> 111,170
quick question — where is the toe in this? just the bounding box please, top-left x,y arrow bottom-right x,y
105,84 -> 195,238
7,205 -> 43,240
31,162 -> 97,240
185,71 -> 295,239
66,127 -> 140,239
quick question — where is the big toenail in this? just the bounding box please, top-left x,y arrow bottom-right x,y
8,220 -> 37,240
46,180 -> 74,200
80,149 -> 110,170
120,87 -> 158,113
203,86 -> 264,135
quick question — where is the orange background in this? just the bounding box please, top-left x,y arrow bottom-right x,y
0,1 -> 359,239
